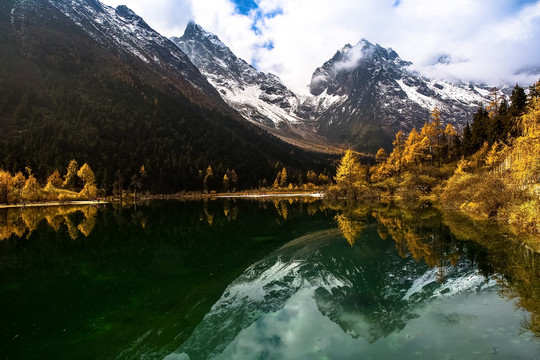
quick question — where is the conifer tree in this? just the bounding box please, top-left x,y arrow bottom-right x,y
306,170 -> 318,184
508,84 -> 527,138
203,165 -> 213,193
444,124 -> 460,161
0,170 -> 12,204
64,160 -> 79,190
12,172 -> 25,202
391,131 -> 405,173
430,107 -> 444,166
335,149 -> 364,198
462,122 -> 474,156
223,174 -> 230,193
23,174 -> 40,202
228,169 -> 238,191
77,163 -> 97,199
375,148 -> 388,164
471,108 -> 490,151
47,170 -> 64,188
279,167 -> 288,188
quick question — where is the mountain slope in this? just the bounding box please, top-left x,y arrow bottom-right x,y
307,40 -> 491,152
173,26 -> 493,154
0,0 -> 331,192
171,23 -> 333,153
171,22 -> 300,127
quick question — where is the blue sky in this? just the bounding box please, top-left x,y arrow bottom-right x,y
102,0 -> 540,94
232,0 -> 258,15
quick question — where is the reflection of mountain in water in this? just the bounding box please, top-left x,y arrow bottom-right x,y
167,225 -> 494,359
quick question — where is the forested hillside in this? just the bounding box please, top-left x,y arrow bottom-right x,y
0,0 -> 332,194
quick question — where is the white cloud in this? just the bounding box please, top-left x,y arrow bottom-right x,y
189,0 -> 263,64
100,0 -> 540,94
100,0 -> 193,37
333,44 -> 367,72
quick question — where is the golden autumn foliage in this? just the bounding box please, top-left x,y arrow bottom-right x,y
0,205 -> 98,241
332,149 -> 371,199
0,161 -> 99,205
441,85 -> 540,233
335,214 -> 363,246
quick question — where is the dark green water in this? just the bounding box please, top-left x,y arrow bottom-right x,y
1,200 -> 539,359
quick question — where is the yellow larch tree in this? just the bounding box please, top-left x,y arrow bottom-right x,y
0,170 -> 12,204
335,149 -> 365,197
77,163 -> 97,199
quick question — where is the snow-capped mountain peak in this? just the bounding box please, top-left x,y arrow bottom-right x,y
27,0 -> 220,99
307,39 -> 491,151
171,22 -> 304,130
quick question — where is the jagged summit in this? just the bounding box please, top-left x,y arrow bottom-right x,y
114,5 -> 151,30
172,23 -> 492,152
171,22 -> 312,134
310,39 -> 411,97
307,40 -> 491,151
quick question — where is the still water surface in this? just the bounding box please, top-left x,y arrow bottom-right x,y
1,199 -> 539,359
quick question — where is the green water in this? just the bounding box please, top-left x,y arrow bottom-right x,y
1,200 -> 539,359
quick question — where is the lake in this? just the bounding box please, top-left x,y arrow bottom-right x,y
1,199 -> 539,359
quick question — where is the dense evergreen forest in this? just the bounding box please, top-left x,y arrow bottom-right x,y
0,0 -> 334,195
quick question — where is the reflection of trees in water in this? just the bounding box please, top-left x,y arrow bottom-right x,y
442,209 -> 540,337
361,203 -> 540,337
372,206 -> 461,283
335,214 -> 364,246
0,206 -> 98,240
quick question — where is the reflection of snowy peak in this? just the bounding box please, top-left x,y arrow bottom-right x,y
168,229 -> 494,359
171,22 -> 303,128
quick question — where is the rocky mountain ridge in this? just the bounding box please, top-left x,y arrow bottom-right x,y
173,24 -> 494,152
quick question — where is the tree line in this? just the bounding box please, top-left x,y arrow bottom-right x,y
0,160 -> 97,204
330,81 -> 540,234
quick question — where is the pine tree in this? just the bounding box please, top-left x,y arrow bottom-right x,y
64,159 -> 79,190
228,169 -> 238,191
471,108 -> 490,152
223,174 -> 230,193
509,84 -> 527,117
391,131 -> 405,173
279,167 -> 288,188
334,149 -> 364,198
47,170 -> 64,188
462,122 -> 473,156
488,103 -> 506,144
375,148 -> 388,164
430,107 -> 444,167
203,165 -> 213,193
0,170 -> 12,204
11,172 -> 25,202
306,170 -> 318,184
444,124 -> 460,161
508,84 -> 527,138
77,163 -> 97,199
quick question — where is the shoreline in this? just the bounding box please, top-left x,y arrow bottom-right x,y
0,191 -> 325,209
0,200 -> 109,209
216,192 -> 324,199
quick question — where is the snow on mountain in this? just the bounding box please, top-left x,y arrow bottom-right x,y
309,39 -> 492,151
171,22 -> 304,128
171,25 -> 494,152
19,0 -> 220,98
167,229 -> 494,359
